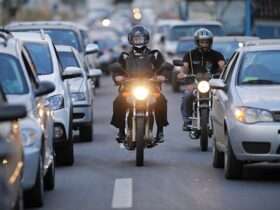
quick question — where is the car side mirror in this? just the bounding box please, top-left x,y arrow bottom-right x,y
210,79 -> 227,91
0,104 -> 27,121
88,68 -> 102,78
35,81 -> 55,97
63,67 -> 83,80
86,43 -> 99,55
173,59 -> 184,67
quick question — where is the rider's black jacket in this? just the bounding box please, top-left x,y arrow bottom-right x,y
183,48 -> 225,75
113,47 -> 167,79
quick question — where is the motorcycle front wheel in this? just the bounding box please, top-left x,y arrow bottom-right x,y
200,108 -> 209,152
136,116 -> 145,166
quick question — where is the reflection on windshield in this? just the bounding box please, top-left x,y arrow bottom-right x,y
58,51 -> 79,70
0,54 -> 28,94
239,51 -> 280,85
24,42 -> 53,75
169,25 -> 224,41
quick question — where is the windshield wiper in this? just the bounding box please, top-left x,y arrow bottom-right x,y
241,79 -> 280,85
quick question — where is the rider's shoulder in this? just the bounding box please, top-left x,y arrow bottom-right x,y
210,49 -> 223,56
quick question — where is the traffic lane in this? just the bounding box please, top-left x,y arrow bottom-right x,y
31,76 -> 280,210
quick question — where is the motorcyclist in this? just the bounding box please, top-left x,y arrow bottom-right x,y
177,28 -> 225,131
110,25 -> 169,143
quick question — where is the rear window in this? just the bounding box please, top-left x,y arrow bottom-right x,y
57,51 -> 79,70
24,42 -> 53,75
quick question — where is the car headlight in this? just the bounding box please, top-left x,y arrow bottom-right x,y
234,107 -> 273,124
46,95 -> 64,110
71,92 -> 86,102
197,81 -> 210,93
21,128 -> 38,147
132,86 -> 149,101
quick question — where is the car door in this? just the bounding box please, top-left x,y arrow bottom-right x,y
212,52 -> 239,145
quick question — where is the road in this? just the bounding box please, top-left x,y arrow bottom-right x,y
34,76 -> 280,210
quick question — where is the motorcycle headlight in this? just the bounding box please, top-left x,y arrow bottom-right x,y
21,128 -> 38,147
197,81 -> 210,93
71,92 -> 86,102
46,95 -> 64,110
234,107 -> 273,124
132,86 -> 149,101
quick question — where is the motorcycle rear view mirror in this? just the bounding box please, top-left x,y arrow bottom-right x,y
173,59 -> 184,67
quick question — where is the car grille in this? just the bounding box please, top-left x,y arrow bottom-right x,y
272,111 -> 280,122
242,142 -> 270,154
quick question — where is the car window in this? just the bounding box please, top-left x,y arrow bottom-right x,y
57,51 -> 80,70
0,53 -> 29,95
24,42 -> 53,75
213,41 -> 239,61
221,52 -> 237,80
225,53 -> 239,84
238,50 -> 280,85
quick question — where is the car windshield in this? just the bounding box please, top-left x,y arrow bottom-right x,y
168,25 -> 224,41
176,40 -> 196,55
24,42 -> 53,75
57,51 -> 79,70
0,54 -> 28,94
45,29 -> 82,52
213,41 -> 239,60
238,51 -> 280,85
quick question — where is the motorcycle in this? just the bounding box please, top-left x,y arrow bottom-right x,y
120,78 -> 162,166
173,60 -> 216,151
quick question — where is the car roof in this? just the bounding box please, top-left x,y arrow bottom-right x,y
12,31 -> 52,43
213,36 -> 259,43
245,39 -> 280,46
237,44 -> 280,53
6,21 -> 82,31
156,19 -> 186,26
170,20 -> 223,28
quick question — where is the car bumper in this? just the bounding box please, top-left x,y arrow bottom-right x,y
72,104 -> 93,126
22,146 -> 40,190
229,121 -> 280,162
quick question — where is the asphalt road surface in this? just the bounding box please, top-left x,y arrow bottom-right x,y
33,76 -> 280,210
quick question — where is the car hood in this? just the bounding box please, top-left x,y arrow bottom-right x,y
67,77 -> 86,93
236,86 -> 280,111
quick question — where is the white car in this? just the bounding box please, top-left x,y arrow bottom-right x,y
0,30 -> 55,207
56,45 -> 101,142
13,32 -> 79,166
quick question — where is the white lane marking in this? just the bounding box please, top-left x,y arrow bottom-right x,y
120,143 -> 125,149
112,178 -> 133,209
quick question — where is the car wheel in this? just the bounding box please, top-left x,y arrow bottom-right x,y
24,155 -> 44,208
44,160 -> 55,191
59,141 -> 74,166
80,124 -> 93,142
212,138 -> 224,168
224,136 -> 243,179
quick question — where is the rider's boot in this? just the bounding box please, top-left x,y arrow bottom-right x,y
116,128 -> 125,143
155,127 -> 164,143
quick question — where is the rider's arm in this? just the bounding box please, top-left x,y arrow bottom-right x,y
177,52 -> 190,79
150,50 -> 168,81
216,52 -> 226,73
110,52 -> 129,85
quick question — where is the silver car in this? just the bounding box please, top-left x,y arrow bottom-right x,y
210,45 -> 280,179
56,45 -> 101,141
13,32 -> 78,166
0,30 -> 55,207
0,87 -> 26,210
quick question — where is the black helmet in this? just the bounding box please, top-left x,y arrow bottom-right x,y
194,28 -> 213,50
128,25 -> 150,48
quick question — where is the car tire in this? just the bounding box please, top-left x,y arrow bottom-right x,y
80,124 -> 93,142
212,138 -> 224,168
44,160 -> 55,191
224,136 -> 243,179
24,155 -> 44,208
60,142 -> 74,166
95,77 -> 100,88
